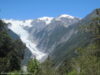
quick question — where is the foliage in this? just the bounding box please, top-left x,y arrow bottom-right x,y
68,70 -> 77,75
27,58 -> 40,75
38,57 -> 59,75
7,71 -> 21,75
0,20 -> 25,73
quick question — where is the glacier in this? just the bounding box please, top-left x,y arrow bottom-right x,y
4,20 -> 47,62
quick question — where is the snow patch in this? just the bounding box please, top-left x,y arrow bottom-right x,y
59,14 -> 75,19
38,17 -> 53,24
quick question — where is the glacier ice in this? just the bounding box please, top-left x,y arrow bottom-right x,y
4,20 -> 47,62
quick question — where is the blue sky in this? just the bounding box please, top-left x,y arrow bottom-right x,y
0,0 -> 100,20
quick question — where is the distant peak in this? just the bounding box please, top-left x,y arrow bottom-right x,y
58,14 -> 75,19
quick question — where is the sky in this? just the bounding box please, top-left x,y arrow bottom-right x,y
0,0 -> 100,20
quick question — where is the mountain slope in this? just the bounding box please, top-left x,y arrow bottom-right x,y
51,8 -> 100,65
3,14 -> 80,63
34,15 -> 80,52
0,20 -> 25,72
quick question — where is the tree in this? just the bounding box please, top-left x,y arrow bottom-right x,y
27,58 -> 40,75
0,20 -> 25,73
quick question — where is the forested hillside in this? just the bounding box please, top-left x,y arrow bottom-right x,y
0,20 -> 25,73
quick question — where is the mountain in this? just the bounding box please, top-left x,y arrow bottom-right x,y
2,9 -> 100,73
35,15 -> 80,53
3,14 -> 80,64
55,9 -> 100,75
51,8 -> 100,65
4,8 -> 100,65
1,8 -> 100,74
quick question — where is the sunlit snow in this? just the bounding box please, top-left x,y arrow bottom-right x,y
38,17 -> 53,24
59,14 -> 75,19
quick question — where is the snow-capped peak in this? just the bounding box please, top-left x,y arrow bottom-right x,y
58,14 -> 75,19
38,17 -> 54,24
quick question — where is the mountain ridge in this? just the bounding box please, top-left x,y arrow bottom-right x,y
3,9 -> 100,66
3,14 -> 80,64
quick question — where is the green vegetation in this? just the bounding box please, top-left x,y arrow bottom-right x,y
38,57 -> 59,75
7,71 -> 21,75
0,20 -> 25,74
27,58 -> 40,75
